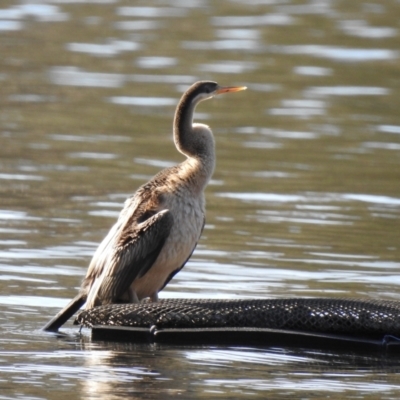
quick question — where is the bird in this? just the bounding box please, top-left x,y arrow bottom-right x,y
43,81 -> 246,332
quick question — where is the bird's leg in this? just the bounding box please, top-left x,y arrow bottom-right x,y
150,292 -> 159,302
128,288 -> 140,304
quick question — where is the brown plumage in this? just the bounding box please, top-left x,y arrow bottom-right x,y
43,81 -> 246,332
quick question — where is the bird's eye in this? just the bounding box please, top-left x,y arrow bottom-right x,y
207,84 -> 217,94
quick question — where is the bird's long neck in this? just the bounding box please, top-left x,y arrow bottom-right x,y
173,91 -> 197,156
173,92 -> 215,192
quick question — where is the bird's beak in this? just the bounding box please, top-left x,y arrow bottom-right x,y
215,85 -> 247,95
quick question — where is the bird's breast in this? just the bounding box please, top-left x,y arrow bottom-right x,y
131,190 -> 205,300
159,190 -> 204,264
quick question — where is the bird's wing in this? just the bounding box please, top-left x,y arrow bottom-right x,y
81,189 -> 153,293
86,209 -> 173,307
80,217 -> 123,298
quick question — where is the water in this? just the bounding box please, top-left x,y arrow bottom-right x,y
0,0 -> 400,398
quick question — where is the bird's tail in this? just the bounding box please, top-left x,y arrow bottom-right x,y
42,293 -> 86,332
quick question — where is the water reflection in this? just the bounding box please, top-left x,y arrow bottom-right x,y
339,20 -> 397,39
279,45 -> 397,61
108,97 -> 176,107
0,20 -> 21,31
129,74 -> 195,84
215,28 -> 260,40
304,86 -> 389,97
114,20 -> 161,31
66,40 -> 140,57
50,133 -> 131,143
269,99 -> 326,118
116,6 -> 187,18
48,67 -> 126,87
378,125 -> 400,135
67,341 -> 400,399
211,13 -> 293,26
0,210 -> 39,221
363,142 -> 400,151
198,61 -> 257,74
275,2 -> 333,14
293,66 -> 332,76
68,152 -> 118,159
136,56 -> 177,69
182,39 -> 261,51
342,194 -> 400,206
0,4 -> 68,24
8,94 -> 57,103
1,0 -> 400,398
0,173 -> 44,181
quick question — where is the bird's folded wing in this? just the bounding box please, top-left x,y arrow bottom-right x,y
94,209 -> 173,304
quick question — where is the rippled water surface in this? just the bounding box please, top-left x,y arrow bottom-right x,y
1,0 -> 400,398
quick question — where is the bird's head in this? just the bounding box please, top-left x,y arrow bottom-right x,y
188,81 -> 247,104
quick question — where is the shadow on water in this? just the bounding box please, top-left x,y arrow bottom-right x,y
0,0 -> 400,398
